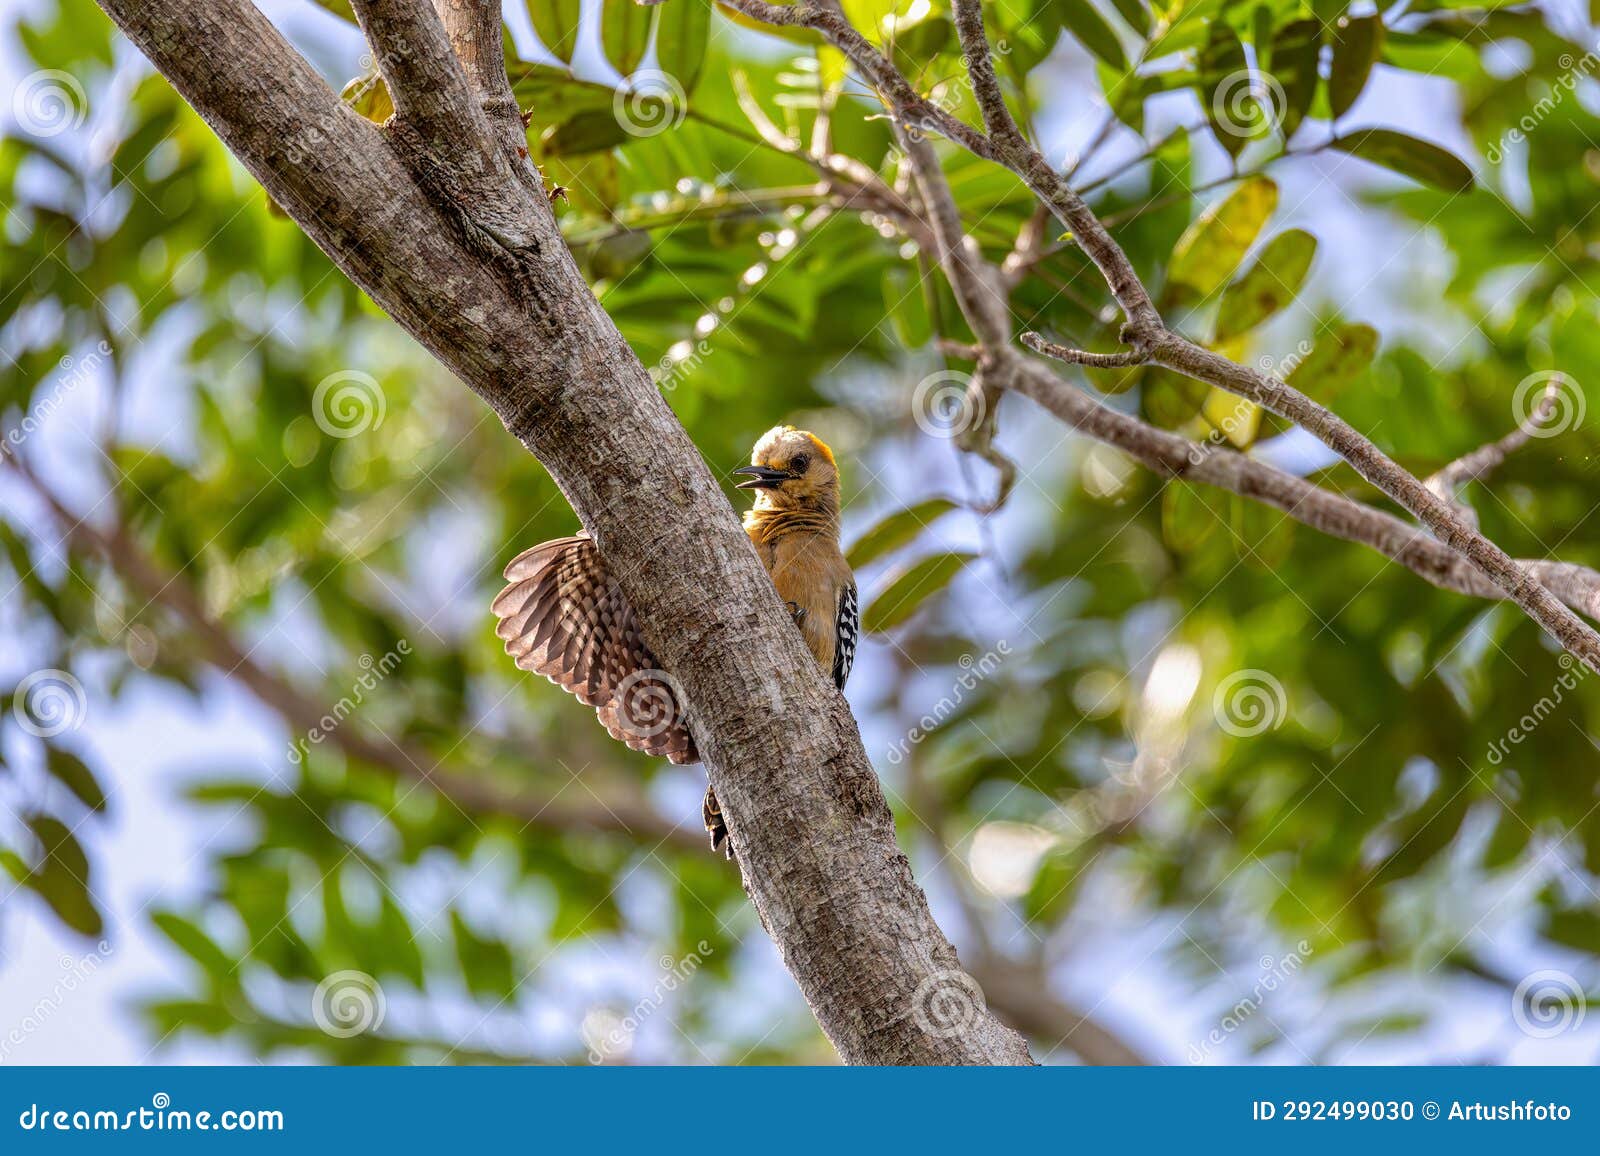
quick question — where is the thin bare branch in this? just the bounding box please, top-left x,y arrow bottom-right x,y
997,352 -> 1600,621
734,0 -> 1600,672
1429,376 -> 1564,497
1022,331 -> 1147,368
898,128 -> 1009,347
721,0 -> 995,158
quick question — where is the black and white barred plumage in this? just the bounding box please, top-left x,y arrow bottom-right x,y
832,583 -> 858,690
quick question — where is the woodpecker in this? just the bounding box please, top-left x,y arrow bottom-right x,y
491,426 -> 857,859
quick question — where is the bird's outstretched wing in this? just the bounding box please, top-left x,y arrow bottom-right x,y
491,533 -> 698,765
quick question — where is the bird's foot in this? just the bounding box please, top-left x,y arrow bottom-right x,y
702,785 -> 735,861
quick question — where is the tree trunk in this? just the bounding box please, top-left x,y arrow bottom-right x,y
92,0 -> 1033,1065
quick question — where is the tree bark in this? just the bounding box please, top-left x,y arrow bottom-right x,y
92,0 -> 1032,1065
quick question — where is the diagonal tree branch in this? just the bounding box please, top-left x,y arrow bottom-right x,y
853,11 -> 1600,628
997,355 -> 1600,620
1426,375 -> 1563,524
93,0 -> 1032,1065
728,0 -> 1600,672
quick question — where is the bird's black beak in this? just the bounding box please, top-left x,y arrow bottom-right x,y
732,465 -> 790,490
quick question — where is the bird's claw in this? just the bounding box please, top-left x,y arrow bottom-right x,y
786,600 -> 807,626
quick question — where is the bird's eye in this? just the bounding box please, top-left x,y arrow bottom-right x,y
791,454 -> 810,474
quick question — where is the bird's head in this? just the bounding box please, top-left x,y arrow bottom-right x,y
733,426 -> 840,510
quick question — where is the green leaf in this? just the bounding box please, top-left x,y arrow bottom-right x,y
1053,0 -> 1128,71
847,498 -> 959,568
1251,4 -> 1272,55
1203,390 -> 1262,448
1199,21 -> 1251,157
1167,176 -> 1279,302
1108,0 -> 1152,36
1214,229 -> 1317,341
379,894 -> 427,989
1268,18 -> 1321,140
714,0 -> 823,44
339,72 -> 393,124
27,868 -> 103,937
1142,366 -> 1209,427
1331,129 -> 1475,192
1329,14 -> 1383,120
862,552 -> 976,633
24,814 -> 102,937
28,813 -> 89,881
541,110 -> 632,156
508,63 -> 617,129
45,746 -> 108,813
601,0 -> 653,76
528,0 -> 583,64
655,0 -> 712,92
882,266 -> 932,349
887,11 -> 954,75
154,912 -> 236,982
450,910 -> 519,1000
1162,482 -> 1221,552
1283,323 -> 1379,397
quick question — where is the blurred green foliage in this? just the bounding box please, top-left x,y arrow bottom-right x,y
3,0 -> 1599,1063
